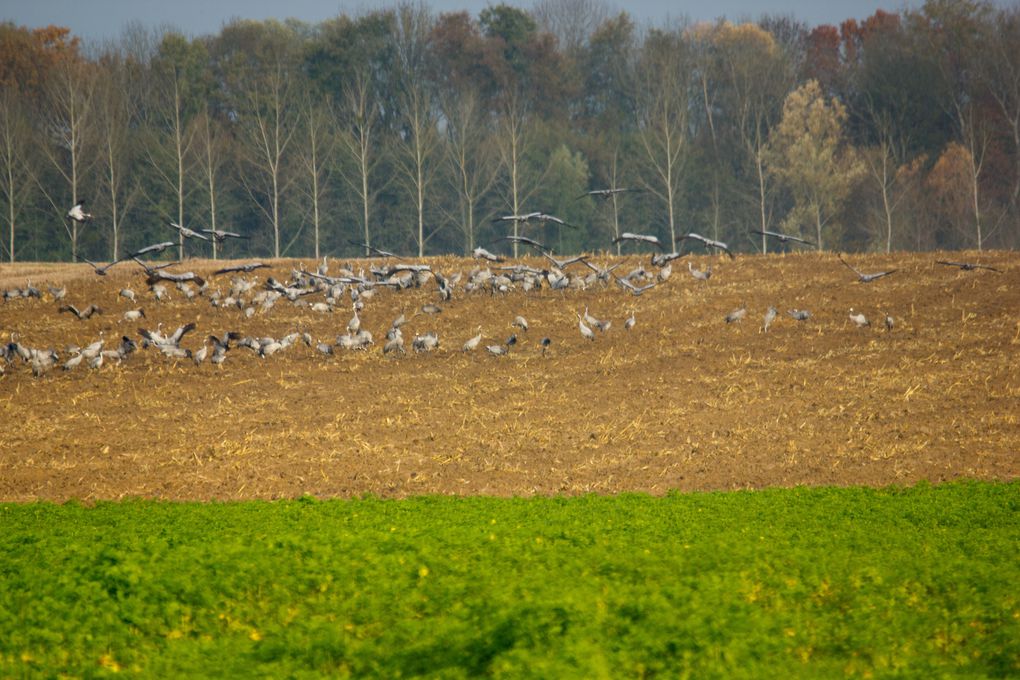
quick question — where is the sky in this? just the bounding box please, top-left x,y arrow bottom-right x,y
4,0 -> 927,44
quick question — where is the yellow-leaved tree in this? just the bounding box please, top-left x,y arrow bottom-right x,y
768,80 -> 863,250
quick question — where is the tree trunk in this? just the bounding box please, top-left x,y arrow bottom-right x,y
815,205 -> 823,252
107,140 -> 118,261
313,172 -> 320,260
7,182 -> 13,264
610,153 -> 621,256
272,172 -> 280,259
311,139 -> 320,260
880,153 -> 893,254
5,162 -> 13,263
756,149 -> 768,255
510,135 -> 520,259
611,192 -> 621,256
417,160 -> 425,258
175,83 -> 186,262
361,147 -> 370,256
208,151 -> 218,260
664,116 -> 677,253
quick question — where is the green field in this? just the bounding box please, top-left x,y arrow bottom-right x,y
2,482 -> 1018,678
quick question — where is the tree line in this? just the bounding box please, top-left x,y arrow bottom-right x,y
1,0 -> 1018,263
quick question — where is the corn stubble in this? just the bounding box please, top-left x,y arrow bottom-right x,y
0,250 -> 1017,501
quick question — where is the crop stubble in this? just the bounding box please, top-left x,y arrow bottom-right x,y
0,251 -> 1017,501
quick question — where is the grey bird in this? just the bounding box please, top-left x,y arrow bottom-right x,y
838,254 -> 897,283
543,253 -> 589,270
347,306 -> 361,335
201,228 -> 250,244
688,262 -> 711,281
788,309 -> 810,321
462,328 -> 483,352
213,262 -> 269,276
473,247 -> 505,263
935,260 -> 1001,273
62,352 -> 84,371
578,187 -> 643,200
750,229 -> 815,247
613,232 -> 664,250
681,232 -> 734,259
584,307 -> 611,332
577,313 -> 596,341
493,235 -> 549,253
616,277 -> 657,296
59,304 -> 102,320
167,221 -> 210,241
849,308 -> 870,327
383,329 -> 405,355
67,200 -> 92,223
725,307 -> 747,323
486,343 -> 508,356
412,332 -> 439,353
763,306 -> 777,332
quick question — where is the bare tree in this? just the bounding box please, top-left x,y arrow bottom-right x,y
41,58 -> 96,262
860,104 -> 910,253
297,94 -> 337,260
496,89 -> 547,257
192,106 -> 230,259
441,88 -> 499,253
396,82 -> 441,257
605,149 -> 624,254
532,0 -> 610,53
94,51 -> 138,260
337,70 -> 384,257
635,28 -> 691,252
958,108 -> 992,250
691,24 -> 725,242
238,59 -> 298,259
0,87 -> 35,263
146,44 -> 197,261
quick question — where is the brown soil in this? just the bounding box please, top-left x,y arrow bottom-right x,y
0,250 -> 1017,502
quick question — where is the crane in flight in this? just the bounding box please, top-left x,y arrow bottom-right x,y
838,254 -> 897,283
494,212 -> 575,228
681,232 -> 734,259
492,235 -> 549,254
935,260 -> 1001,273
613,232 -> 664,250
749,229 -> 815,247
577,187 -> 643,200
167,221 -> 210,241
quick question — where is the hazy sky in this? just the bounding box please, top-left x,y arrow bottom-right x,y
5,0 -> 925,43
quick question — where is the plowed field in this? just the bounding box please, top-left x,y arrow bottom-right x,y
1,250 -> 1017,502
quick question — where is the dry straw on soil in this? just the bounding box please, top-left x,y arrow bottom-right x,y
0,251 -> 1017,501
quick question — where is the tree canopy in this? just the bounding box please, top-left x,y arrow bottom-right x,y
0,1 -> 1018,263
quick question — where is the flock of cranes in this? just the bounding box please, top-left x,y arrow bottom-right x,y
0,201 -> 1007,379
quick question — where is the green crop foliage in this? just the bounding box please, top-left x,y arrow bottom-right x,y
1,482 -> 1018,678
